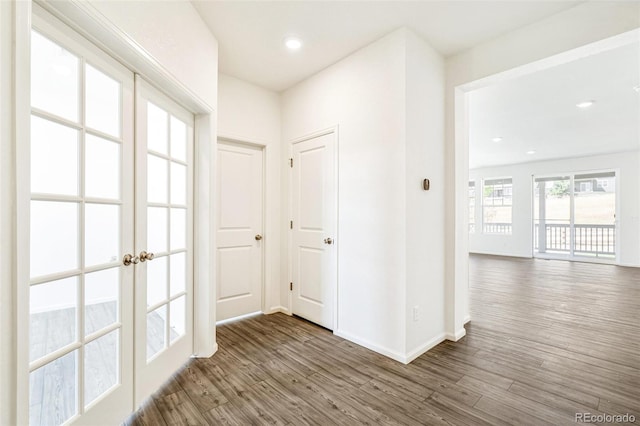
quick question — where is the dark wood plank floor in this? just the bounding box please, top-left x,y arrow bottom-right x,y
126,255 -> 640,425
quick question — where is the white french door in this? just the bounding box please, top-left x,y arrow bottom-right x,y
290,131 -> 338,330
27,10 -> 134,426
24,8 -> 195,425
134,78 -> 194,405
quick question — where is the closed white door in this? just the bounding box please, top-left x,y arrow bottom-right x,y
216,141 -> 264,321
26,10 -> 134,425
291,132 -> 337,330
134,78 -> 194,405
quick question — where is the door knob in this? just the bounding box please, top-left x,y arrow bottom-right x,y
139,251 -> 155,262
123,253 -> 139,266
324,237 -> 333,245
255,234 -> 263,241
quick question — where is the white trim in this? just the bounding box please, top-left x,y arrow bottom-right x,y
216,311 -> 262,326
0,2 -> 16,423
14,2 -> 32,424
266,306 -> 292,315
405,333 -> 448,364
334,329 -> 408,364
446,327 -> 467,341
463,315 -> 471,324
33,0 -> 211,115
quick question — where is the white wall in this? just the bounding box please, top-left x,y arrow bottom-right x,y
404,31 -> 447,356
217,73 -> 283,312
283,29 -> 408,359
445,1 -> 640,333
469,151 -> 640,266
91,0 -> 218,108
282,28 -> 446,362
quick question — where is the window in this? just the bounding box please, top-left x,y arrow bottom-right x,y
468,181 -> 475,233
483,178 -> 512,234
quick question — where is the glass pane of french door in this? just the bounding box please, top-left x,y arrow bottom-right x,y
134,78 -> 194,405
27,14 -> 134,425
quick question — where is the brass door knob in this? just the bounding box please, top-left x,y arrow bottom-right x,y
255,234 -> 263,241
324,238 -> 333,245
139,251 -> 155,262
123,254 -> 139,266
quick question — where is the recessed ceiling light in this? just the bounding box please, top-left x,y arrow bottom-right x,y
284,37 -> 302,50
576,100 -> 595,109
634,85 -> 640,93
526,150 -> 536,155
491,137 -> 503,143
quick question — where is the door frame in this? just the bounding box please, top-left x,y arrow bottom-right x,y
216,137 -> 267,319
287,126 -> 339,331
11,1 -> 217,424
453,29 -> 640,337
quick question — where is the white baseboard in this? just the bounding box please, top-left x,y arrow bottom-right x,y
617,262 -> 640,268
463,315 -> 471,324
266,306 -> 291,315
445,327 -> 466,342
334,329 -> 408,364
193,342 -> 218,359
405,332 -> 447,364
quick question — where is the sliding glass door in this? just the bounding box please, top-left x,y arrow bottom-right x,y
533,171 -> 616,261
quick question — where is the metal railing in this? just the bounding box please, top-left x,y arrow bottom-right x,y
534,223 -> 615,256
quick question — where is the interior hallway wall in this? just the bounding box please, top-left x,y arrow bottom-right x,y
217,73 -> 283,313
282,28 -> 447,362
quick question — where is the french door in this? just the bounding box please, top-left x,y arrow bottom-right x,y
134,78 -> 194,405
25,8 -> 194,425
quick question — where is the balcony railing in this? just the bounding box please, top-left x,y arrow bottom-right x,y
483,223 -> 512,234
534,223 -> 615,256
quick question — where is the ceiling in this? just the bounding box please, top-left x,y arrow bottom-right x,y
469,41 -> 640,169
192,1 -> 582,92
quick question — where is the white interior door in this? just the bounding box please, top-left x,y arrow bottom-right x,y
291,131 -> 337,330
134,78 -> 194,405
216,141 -> 264,321
26,9 -> 134,425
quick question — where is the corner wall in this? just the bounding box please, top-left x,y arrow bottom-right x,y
282,28 -> 447,362
404,31 -> 447,357
445,1 -> 640,335
282,29 -> 409,359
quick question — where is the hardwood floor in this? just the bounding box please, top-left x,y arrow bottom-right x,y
125,255 -> 640,425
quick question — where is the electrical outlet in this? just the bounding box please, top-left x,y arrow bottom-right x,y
413,305 -> 419,322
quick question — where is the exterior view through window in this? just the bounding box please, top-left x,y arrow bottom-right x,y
482,177 -> 512,234
534,171 -> 616,260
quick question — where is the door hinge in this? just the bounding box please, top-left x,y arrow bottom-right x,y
289,158 -> 293,168
290,220 -> 293,229
290,282 -> 293,291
